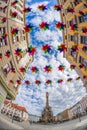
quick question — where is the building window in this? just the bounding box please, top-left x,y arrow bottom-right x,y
71,35 -> 74,41
0,27 -> 7,46
5,0 -> 8,3
79,56 -> 87,70
23,30 -> 25,34
79,56 -> 84,63
14,83 -> 18,90
16,56 -> 22,63
24,36 -> 25,40
0,38 -> 7,47
1,0 -> 8,3
83,14 -> 87,22
71,50 -> 77,61
79,16 -> 83,23
16,36 -> 19,42
73,0 -> 82,6
80,36 -> 87,45
79,14 -> 87,23
3,64 -> 10,75
10,61 -> 14,68
83,59 -> 87,70
69,20 -> 73,26
12,36 -> 19,43
0,27 -> 5,34
12,36 -> 16,43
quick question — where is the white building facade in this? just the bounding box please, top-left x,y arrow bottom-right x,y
29,114 -> 40,122
1,100 -> 29,121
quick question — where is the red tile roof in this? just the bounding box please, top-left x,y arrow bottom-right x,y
4,100 -> 27,113
4,100 -> 10,105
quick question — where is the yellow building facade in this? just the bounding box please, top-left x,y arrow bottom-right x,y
0,0 -> 33,110
58,0 -> 87,89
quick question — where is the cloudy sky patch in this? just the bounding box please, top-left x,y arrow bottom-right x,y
15,0 -> 87,116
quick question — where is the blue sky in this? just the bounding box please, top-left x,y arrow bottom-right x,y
15,0 -> 87,116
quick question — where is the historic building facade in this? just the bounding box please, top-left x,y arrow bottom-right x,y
56,95 -> 87,122
1,100 -> 29,121
69,96 -> 87,119
58,0 -> 87,89
41,92 -> 54,123
29,114 -> 40,123
0,0 -> 33,111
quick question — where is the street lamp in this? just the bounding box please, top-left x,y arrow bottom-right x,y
77,106 -> 81,122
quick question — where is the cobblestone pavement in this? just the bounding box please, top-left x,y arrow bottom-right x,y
0,114 -> 23,130
0,114 -> 87,130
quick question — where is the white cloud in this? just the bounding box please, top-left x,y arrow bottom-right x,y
15,45 -> 86,115
15,0 -> 87,116
29,7 -> 61,25
30,1 -> 49,12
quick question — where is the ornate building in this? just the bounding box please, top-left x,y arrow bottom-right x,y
55,95 -> 87,122
0,0 -> 33,111
1,100 -> 29,121
57,0 -> 87,89
41,92 -> 54,123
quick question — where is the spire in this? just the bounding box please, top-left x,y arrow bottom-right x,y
46,92 -> 49,107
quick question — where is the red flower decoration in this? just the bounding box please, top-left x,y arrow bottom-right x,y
5,50 -> 11,58
24,24 -> 33,32
46,80 -> 52,85
71,45 -> 78,52
57,79 -> 63,83
82,46 -> 87,52
82,28 -> 87,34
15,48 -> 23,57
79,10 -> 85,16
3,6 -> 8,12
16,80 -> 21,85
31,66 -> 39,73
54,5 -> 62,11
11,28 -> 19,36
39,22 -> 49,30
0,53 -> 2,59
56,22 -> 65,30
11,11 -> 18,18
35,80 -> 41,86
2,33 -> 8,40
23,7 -> 31,13
1,17 -> 7,23
58,65 -> 65,71
79,63 -> 85,69
70,64 -> 76,70
11,68 -> 16,73
44,65 -> 52,73
10,80 -> 14,84
76,77 -> 80,80
70,24 -> 78,31
67,7 -> 74,13
38,4 -> 47,11
83,75 -> 87,79
19,67 -> 26,74
57,44 -> 67,52
27,45 -> 36,56
25,80 -> 30,85
42,44 -> 51,53
67,78 -> 73,82
11,0 -> 18,6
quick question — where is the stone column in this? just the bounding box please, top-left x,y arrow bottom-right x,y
46,92 -> 49,107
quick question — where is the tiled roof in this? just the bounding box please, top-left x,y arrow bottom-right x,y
16,106 -> 27,112
4,100 -> 10,105
4,100 -> 27,113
